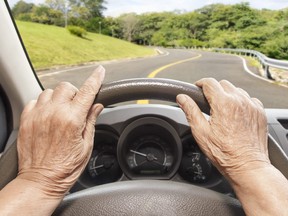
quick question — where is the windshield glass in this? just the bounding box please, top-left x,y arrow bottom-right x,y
7,0 -> 288,108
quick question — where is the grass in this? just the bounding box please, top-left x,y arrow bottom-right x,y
16,21 -> 156,70
244,56 -> 261,68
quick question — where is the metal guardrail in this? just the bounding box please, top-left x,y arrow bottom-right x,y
213,48 -> 288,80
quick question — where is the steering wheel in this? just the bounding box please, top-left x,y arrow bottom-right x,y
53,78 -> 245,216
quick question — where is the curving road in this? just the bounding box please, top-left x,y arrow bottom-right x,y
38,49 -> 288,108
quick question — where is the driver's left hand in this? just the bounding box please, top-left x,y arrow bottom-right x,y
17,66 -> 105,198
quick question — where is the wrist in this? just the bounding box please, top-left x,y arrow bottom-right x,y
226,164 -> 288,216
17,168 -> 72,199
0,177 -> 62,215
222,157 -> 271,186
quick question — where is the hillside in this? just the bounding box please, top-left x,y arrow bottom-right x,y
16,21 -> 156,69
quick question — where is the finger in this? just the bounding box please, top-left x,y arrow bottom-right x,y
52,82 -> 78,102
36,89 -> 53,106
82,104 -> 104,148
219,80 -> 237,93
251,98 -> 264,108
176,94 -> 210,134
23,100 -> 37,114
73,65 -> 105,115
195,78 -> 225,105
21,100 -> 37,121
237,88 -> 250,98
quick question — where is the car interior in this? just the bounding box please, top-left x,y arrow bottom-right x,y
1,0 -> 288,215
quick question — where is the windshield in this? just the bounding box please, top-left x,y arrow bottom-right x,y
7,0 -> 288,108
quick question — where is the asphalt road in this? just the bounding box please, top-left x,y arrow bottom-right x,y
38,49 -> 288,108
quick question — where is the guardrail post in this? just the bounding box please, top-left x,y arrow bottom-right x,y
265,65 -> 273,80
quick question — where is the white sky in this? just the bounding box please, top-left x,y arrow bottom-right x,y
7,0 -> 288,17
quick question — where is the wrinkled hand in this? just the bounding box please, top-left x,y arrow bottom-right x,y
177,78 -> 270,181
17,66 -> 105,198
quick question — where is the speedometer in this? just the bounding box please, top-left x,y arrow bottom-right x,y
126,135 -> 173,175
117,117 -> 182,179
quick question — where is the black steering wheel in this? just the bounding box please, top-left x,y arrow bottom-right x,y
54,78 -> 245,216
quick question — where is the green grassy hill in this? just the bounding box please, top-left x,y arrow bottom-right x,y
16,21 -> 156,70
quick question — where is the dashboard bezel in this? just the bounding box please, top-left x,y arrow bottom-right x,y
71,105 -> 234,195
117,116 -> 182,180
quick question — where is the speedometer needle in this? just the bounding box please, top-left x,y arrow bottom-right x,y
130,150 -> 147,157
90,164 -> 104,170
130,150 -> 158,160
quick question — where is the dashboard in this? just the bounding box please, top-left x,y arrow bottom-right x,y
70,105 -> 288,196
71,104 -> 231,195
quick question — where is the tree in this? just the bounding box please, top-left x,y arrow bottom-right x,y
118,13 -> 140,42
45,0 -> 66,13
137,12 -> 173,45
261,33 -> 288,60
12,0 -> 34,17
69,0 -> 106,18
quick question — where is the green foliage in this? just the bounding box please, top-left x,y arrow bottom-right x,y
16,21 -> 155,69
12,0 -> 107,28
67,25 -> 87,37
11,1 -> 288,59
69,0 -> 106,18
12,0 -> 34,17
262,37 -> 288,60
118,13 -> 140,42
179,39 -> 204,48
17,13 -> 32,22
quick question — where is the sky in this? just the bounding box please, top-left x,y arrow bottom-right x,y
7,0 -> 288,17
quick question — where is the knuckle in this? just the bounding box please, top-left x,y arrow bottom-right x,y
239,90 -> 251,99
204,77 -> 217,85
252,97 -> 264,106
44,88 -> 53,93
219,79 -> 229,84
58,81 -> 74,90
81,85 -> 94,94
43,88 -> 54,95
80,84 -> 96,95
186,114 -> 194,124
38,89 -> 53,99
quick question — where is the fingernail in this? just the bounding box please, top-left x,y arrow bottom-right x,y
96,65 -> 105,82
95,104 -> 104,116
176,94 -> 187,106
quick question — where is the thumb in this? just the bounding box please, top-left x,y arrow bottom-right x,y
176,94 -> 209,134
83,103 -> 104,145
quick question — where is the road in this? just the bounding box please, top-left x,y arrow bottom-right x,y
38,49 -> 288,108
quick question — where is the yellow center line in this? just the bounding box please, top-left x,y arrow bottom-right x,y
137,54 -> 202,104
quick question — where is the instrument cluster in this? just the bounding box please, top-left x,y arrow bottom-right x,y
73,115 -> 224,192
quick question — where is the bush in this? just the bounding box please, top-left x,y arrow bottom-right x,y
17,13 -> 32,22
262,37 -> 288,60
67,26 -> 87,38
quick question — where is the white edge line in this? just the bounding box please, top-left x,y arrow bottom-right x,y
38,48 -> 170,78
214,52 -> 288,89
238,55 -> 288,89
237,55 -> 274,84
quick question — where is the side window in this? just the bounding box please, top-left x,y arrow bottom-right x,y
0,91 -> 8,152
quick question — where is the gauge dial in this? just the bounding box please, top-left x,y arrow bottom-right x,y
117,117 -> 182,180
179,135 -> 212,184
87,150 -> 122,184
127,135 -> 173,175
82,130 -> 122,186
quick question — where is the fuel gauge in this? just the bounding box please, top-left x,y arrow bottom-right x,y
179,135 -> 212,184
87,149 -> 122,185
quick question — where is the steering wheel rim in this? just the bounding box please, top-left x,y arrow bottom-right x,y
95,78 -> 210,114
54,78 -> 244,216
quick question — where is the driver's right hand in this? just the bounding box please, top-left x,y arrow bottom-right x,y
176,78 -> 270,182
